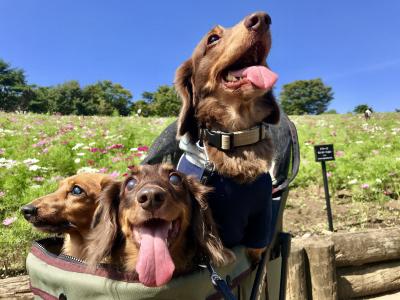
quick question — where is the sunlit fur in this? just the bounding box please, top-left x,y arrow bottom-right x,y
23,173 -> 112,260
87,164 -> 235,275
175,12 -> 280,183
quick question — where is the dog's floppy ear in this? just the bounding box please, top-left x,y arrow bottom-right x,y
175,59 -> 198,141
86,180 -> 121,268
263,91 -> 280,125
186,176 -> 235,267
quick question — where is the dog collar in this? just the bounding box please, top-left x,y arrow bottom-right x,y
199,122 -> 271,151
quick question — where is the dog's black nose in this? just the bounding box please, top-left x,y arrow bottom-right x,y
244,12 -> 271,31
21,204 -> 38,219
137,187 -> 166,211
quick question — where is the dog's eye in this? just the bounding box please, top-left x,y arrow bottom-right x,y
126,179 -> 137,191
71,186 -> 83,195
207,34 -> 220,45
169,174 -> 182,185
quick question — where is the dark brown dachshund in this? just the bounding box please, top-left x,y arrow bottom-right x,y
87,164 -> 234,287
21,173 -> 112,260
174,12 -> 280,262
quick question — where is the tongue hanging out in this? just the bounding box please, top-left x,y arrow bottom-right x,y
228,66 -> 278,90
135,221 -> 175,287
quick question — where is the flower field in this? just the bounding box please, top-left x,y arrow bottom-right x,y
0,111 -> 399,275
292,112 -> 400,202
0,112 -> 173,275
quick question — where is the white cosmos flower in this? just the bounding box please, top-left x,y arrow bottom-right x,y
29,165 -> 40,171
77,167 -> 98,174
23,158 -> 40,165
72,143 -> 85,150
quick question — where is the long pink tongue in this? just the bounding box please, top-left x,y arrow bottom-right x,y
136,223 -> 175,287
230,66 -> 278,90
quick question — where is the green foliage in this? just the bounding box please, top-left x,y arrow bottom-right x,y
353,104 -> 371,114
323,109 -> 338,114
0,59 -> 28,112
132,86 -> 181,117
291,113 -> 400,203
131,100 -> 153,116
0,58 -> 134,116
280,78 -> 334,115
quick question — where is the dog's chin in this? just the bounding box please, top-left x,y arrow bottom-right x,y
32,220 -> 76,233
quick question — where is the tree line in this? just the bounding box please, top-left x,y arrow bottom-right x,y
0,59 -> 180,116
4,58 -> 389,116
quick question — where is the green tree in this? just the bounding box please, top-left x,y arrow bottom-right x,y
27,86 -> 53,114
147,85 -> 181,117
280,78 -> 334,115
353,104 -> 371,114
0,59 -> 28,111
82,80 -> 132,116
323,109 -> 338,114
131,100 -> 153,116
51,81 -> 82,115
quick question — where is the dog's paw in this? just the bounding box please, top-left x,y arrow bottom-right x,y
246,247 -> 266,266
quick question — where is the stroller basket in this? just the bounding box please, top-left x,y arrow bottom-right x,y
27,237 -> 272,300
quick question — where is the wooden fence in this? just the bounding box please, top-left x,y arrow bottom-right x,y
287,227 -> 400,299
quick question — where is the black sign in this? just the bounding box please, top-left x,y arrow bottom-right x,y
314,144 -> 335,162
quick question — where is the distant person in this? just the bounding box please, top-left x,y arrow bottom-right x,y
364,108 -> 372,120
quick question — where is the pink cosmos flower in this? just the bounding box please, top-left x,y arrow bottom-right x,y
108,144 -> 124,150
98,168 -> 108,173
361,183 -> 370,189
326,172 -> 332,178
335,151 -> 345,157
33,176 -> 45,182
3,217 -> 17,226
138,146 -> 149,152
89,148 -> 99,153
109,171 -> 120,178
112,157 -> 122,163
0,191 -> 5,198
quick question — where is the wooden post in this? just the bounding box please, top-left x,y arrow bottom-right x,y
287,245 -> 308,300
305,240 -> 338,300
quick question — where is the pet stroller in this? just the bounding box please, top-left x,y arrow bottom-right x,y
26,110 -> 299,300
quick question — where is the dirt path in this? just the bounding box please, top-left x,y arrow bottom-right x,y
284,186 -> 400,237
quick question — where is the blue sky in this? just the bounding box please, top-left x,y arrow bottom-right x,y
1,0 -> 399,113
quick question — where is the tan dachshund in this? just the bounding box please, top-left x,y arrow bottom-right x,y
21,173 -> 112,260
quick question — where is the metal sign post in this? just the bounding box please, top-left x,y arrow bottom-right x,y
314,144 -> 335,231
